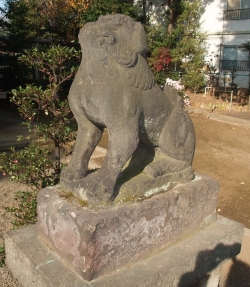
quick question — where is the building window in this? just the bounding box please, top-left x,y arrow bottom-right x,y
220,46 -> 250,71
225,0 -> 250,20
227,0 -> 250,9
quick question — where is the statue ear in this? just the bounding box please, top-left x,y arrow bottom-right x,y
132,22 -> 149,58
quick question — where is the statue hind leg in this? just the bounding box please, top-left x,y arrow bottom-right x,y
144,108 -> 196,180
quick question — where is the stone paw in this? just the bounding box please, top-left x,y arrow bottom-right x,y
60,165 -> 84,182
143,158 -> 189,179
78,173 -> 115,206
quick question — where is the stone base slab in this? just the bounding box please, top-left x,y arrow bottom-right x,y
5,216 -> 244,287
37,173 -> 219,280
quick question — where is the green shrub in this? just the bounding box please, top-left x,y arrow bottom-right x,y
5,191 -> 37,228
0,45 -> 79,227
0,143 -> 58,189
0,246 -> 5,267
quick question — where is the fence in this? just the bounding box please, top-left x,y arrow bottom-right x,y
220,60 -> 250,71
204,87 -> 250,111
224,8 -> 250,20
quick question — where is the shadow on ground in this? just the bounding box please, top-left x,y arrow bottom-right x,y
222,258 -> 250,287
177,243 -> 250,287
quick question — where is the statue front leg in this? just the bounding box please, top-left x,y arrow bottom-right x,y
73,123 -> 139,206
60,117 -> 103,188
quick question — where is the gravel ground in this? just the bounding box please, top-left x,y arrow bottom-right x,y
0,175 -> 31,287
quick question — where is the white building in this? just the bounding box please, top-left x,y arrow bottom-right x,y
134,0 -> 250,89
201,0 -> 250,89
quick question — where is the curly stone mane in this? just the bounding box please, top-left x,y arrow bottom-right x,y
79,14 -> 155,90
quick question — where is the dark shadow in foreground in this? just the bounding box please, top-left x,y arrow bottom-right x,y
223,257 -> 250,287
178,243 -> 250,287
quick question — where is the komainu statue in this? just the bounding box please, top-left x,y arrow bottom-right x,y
60,14 -> 196,206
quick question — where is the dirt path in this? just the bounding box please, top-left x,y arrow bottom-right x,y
191,114 -> 250,228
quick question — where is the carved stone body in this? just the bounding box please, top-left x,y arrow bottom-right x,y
60,14 -> 196,205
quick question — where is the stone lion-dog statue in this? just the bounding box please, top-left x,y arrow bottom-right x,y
60,14 -> 196,206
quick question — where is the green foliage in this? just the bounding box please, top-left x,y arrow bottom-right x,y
1,0 -> 139,46
240,40 -> 250,90
0,0 -> 40,89
18,45 -> 81,85
80,0 -> 139,24
0,0 -> 138,89
146,24 -> 167,52
172,0 -> 207,91
182,64 -> 205,93
0,45 -> 79,228
146,24 -> 175,85
146,0 -> 207,90
36,0 -> 139,44
30,0 -> 87,44
0,245 -> 5,267
0,144 -> 58,189
5,191 -> 37,227
3,0 -> 37,43
10,45 -> 79,172
172,0 -> 206,55
164,0 -> 184,47
0,140 -> 61,230
240,39 -> 250,56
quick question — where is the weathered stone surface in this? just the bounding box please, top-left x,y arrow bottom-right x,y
60,14 -> 196,206
113,143 -> 195,202
5,216 -> 244,287
37,173 -> 219,281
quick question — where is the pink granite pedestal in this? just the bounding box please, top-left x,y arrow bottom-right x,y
37,173 -> 219,281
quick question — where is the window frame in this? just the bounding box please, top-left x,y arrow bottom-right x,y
220,45 -> 250,71
227,0 -> 250,10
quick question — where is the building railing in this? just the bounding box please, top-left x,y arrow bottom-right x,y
224,8 -> 250,20
220,60 -> 250,71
